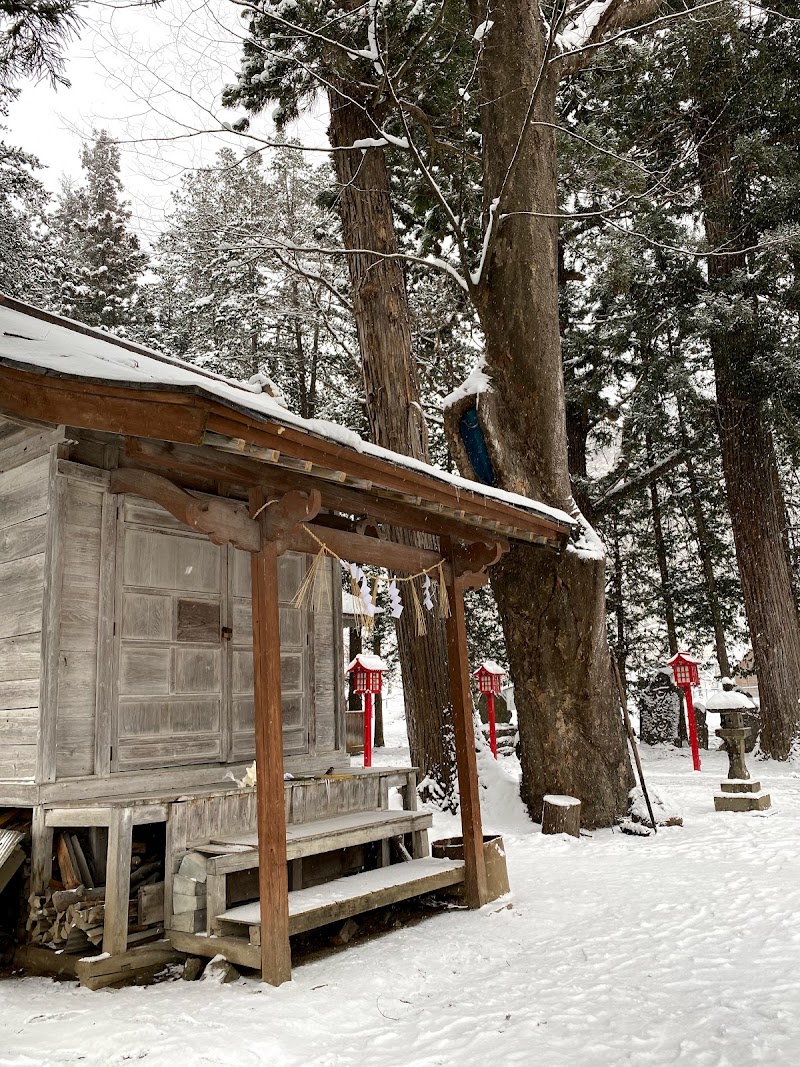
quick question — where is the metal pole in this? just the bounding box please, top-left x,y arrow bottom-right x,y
682,684 -> 702,771
363,691 -> 373,768
487,692 -> 498,758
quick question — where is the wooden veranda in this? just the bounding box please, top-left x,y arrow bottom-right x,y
0,296 -> 573,985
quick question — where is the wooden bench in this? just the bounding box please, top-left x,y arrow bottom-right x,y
198,807 -> 433,934
217,857 -> 466,939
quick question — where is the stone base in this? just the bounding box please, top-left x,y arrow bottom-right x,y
714,790 -> 771,812
719,780 -> 761,794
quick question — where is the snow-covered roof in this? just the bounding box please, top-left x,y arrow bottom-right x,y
474,660 -> 505,676
667,652 -> 701,665
0,297 -> 574,541
346,654 -> 387,673
704,689 -> 754,711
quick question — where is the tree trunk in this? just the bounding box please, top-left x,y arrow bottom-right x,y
677,405 -> 731,677
347,627 -> 361,711
447,0 -> 632,827
610,519 -> 628,694
694,83 -> 800,757
646,434 -> 678,657
328,93 -> 458,803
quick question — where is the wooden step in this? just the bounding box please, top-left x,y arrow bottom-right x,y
217,857 -> 465,937
202,809 -> 433,874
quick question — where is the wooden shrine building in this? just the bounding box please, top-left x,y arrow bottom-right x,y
0,296 -> 573,988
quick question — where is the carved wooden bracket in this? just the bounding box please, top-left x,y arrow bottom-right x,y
450,540 -> 507,589
253,487 -> 322,546
110,468 -> 261,552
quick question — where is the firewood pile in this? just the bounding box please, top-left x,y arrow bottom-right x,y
27,831 -> 165,953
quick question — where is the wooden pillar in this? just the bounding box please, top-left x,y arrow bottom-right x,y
250,517 -> 292,986
30,807 -> 53,895
443,553 -> 489,908
103,808 -> 133,956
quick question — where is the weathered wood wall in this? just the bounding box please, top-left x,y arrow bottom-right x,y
55,474 -> 106,778
1,429 -> 346,791
0,421 -> 60,781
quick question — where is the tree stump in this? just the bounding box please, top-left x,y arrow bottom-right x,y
541,795 -> 581,838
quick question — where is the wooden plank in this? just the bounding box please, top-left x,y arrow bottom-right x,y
30,806 -> 53,894
0,632 -> 41,681
14,943 -> 79,979
205,810 -> 433,874
443,541 -> 489,909
167,929 -> 261,970
103,808 -> 134,955
56,832 -> 80,888
0,428 -> 66,473
138,881 -> 165,926
206,873 -> 227,934
250,492 -> 291,987
0,513 -> 47,566
94,492 -> 117,778
37,450 -> 63,784
43,804 -> 168,827
219,857 -> 466,937
0,585 -> 43,640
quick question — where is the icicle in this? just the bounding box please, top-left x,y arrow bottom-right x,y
437,563 -> 451,619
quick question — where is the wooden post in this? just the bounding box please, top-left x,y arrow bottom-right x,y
443,549 -> 489,908
103,808 -> 133,956
30,807 -> 53,895
250,501 -> 292,986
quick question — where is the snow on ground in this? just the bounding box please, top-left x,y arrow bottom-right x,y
3,714 -> 800,1065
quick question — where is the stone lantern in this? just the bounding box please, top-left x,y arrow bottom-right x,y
707,678 -> 771,812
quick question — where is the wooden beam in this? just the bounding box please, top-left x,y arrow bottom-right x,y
124,437 -> 524,547
250,489 -> 292,986
109,468 -> 261,552
123,435 -> 566,546
0,367 -> 208,445
442,540 -> 489,909
279,522 -> 446,575
209,410 -> 568,539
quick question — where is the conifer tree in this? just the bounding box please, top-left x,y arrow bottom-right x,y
54,129 -> 147,332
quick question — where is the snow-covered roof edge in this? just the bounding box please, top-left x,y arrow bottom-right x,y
346,654 -> 387,672
0,296 -> 575,534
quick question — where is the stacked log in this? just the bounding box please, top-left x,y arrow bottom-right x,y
26,831 -> 165,953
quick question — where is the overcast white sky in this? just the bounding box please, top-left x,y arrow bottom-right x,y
5,0 -> 329,248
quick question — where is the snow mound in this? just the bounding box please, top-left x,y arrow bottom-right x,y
474,730 -> 533,834
628,784 -> 683,828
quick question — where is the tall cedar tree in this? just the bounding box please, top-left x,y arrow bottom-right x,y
224,1 -> 706,824
55,130 -> 147,332
225,5 -> 467,806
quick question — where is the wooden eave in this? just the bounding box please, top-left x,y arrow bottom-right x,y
0,358 -> 572,549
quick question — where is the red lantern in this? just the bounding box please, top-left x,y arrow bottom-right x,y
346,654 -> 386,767
473,661 -> 506,758
668,652 -> 702,772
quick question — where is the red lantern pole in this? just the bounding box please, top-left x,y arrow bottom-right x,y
487,691 -> 498,759
681,684 -> 702,772
363,691 -> 373,768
